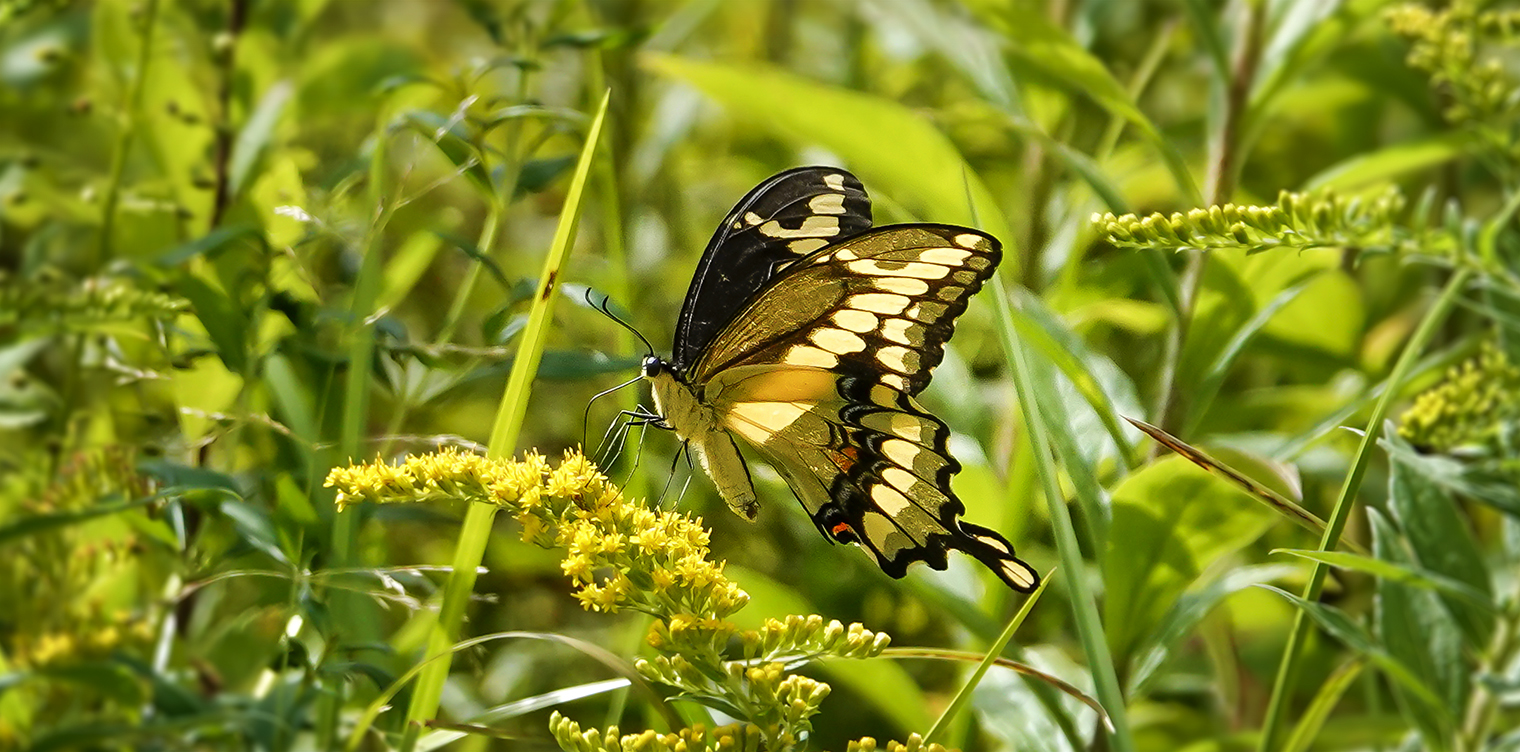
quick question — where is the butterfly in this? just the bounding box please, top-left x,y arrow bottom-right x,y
640,166 -> 1038,592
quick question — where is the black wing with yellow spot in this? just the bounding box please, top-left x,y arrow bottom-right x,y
672,167 -> 871,372
691,217 -> 1038,592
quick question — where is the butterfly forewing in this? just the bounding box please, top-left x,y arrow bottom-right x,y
688,225 -> 1001,397
672,167 -> 871,371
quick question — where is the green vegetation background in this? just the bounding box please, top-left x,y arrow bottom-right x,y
3,0 -> 1518,750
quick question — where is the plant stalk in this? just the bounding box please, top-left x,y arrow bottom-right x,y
1256,267 -> 1473,752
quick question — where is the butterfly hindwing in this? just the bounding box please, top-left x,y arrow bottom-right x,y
672,167 -> 871,371
706,366 -> 1037,592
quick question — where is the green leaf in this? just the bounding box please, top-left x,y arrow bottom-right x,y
377,231 -> 444,311
1010,286 -> 1143,472
1272,549 -> 1494,613
645,55 -> 1010,242
1128,564 -> 1301,696
176,275 -> 250,373
1103,457 -> 1275,670
513,154 -> 577,197
1259,585 -> 1452,727
229,81 -> 293,199
154,225 -> 265,267
1282,658 -> 1365,752
401,111 -> 493,199
1303,134 -> 1466,191
1386,436 -> 1494,647
1368,512 -> 1463,745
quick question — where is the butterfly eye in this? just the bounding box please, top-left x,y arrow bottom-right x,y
641,356 -> 664,378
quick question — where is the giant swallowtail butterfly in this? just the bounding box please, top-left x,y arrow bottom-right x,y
641,167 -> 1038,592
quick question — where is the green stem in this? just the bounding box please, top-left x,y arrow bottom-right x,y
392,91 -> 610,752
1256,266 -> 1474,752
97,0 -> 162,268
1152,2 -> 1263,439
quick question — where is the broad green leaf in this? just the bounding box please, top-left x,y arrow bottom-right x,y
169,352 -> 244,445
248,155 -> 311,249
1387,442 -> 1494,645
1304,134 -> 1466,191
401,111 -> 494,199
1369,512 -> 1463,746
1258,271 -> 1364,361
645,55 -> 1010,243
1104,457 -> 1275,669
1259,585 -> 1451,725
229,81 -> 293,200
176,275 -> 250,373
1011,286 -> 1143,472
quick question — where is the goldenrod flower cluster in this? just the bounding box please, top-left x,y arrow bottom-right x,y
550,712 -> 766,752
325,450 -> 902,752
1400,343 -> 1520,452
3,448 -> 155,670
1387,1 -> 1520,127
1091,187 -> 1426,256
550,713 -> 951,752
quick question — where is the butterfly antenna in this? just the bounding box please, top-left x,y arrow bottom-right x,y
586,289 -> 656,357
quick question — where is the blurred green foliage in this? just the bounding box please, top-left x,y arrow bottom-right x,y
2,0 -> 1519,750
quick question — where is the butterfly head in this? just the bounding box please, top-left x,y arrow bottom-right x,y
640,354 -> 672,380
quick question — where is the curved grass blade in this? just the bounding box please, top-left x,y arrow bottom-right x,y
396,91 -> 611,752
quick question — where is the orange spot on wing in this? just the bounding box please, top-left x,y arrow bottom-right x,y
827,445 -> 861,473
831,521 -> 853,536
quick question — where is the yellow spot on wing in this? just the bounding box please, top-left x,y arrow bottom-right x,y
882,467 -> 927,497
875,277 -> 930,295
833,309 -> 877,333
863,412 -> 931,443
823,173 -> 846,190
954,233 -> 984,249
870,483 -> 913,514
879,373 -> 908,390
788,237 -> 829,254
878,346 -> 919,373
880,318 -> 920,345
850,293 -> 910,315
784,345 -> 839,368
921,247 -> 972,264
744,211 -> 764,226
846,260 -> 951,279
810,327 -> 867,354
809,193 -> 846,214
761,215 -> 840,239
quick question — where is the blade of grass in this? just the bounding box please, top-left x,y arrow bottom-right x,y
922,572 -> 1062,744
1002,280 -> 1135,752
394,90 -> 610,752
1256,266 -> 1472,752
